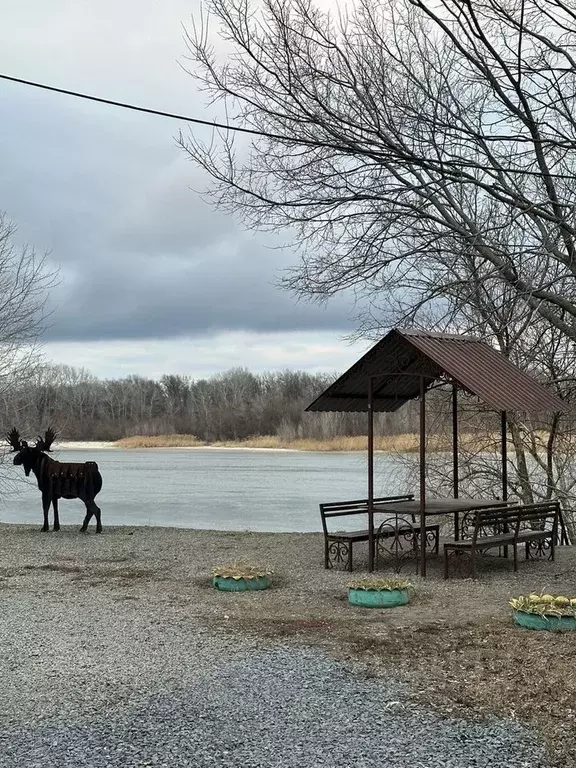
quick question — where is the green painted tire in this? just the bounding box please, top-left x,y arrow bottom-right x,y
212,575 -> 271,592
513,610 -> 576,632
348,588 -> 410,608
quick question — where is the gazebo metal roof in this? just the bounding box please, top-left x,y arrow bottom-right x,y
306,328 -> 567,414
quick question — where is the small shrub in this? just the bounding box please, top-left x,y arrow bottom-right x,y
510,593 -> 576,617
347,577 -> 412,591
212,563 -> 273,580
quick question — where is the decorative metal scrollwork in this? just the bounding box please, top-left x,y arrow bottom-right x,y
460,511 -> 503,541
525,538 -> 552,560
375,515 -> 419,573
459,512 -> 475,540
375,515 -> 440,573
425,527 -> 439,553
327,540 -> 351,569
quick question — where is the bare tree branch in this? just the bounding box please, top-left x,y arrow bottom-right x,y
181,0 -> 576,340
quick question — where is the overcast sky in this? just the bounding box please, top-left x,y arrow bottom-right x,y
0,0 -> 368,380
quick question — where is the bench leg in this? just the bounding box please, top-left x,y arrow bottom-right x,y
471,547 -> 477,580
348,542 -> 353,572
324,539 -> 330,569
443,546 -> 449,579
513,543 -> 518,572
551,535 -> 556,562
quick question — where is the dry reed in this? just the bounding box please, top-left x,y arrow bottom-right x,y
115,435 -> 205,448
114,433 -> 496,452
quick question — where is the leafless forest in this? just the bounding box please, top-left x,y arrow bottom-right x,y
1,363 -> 422,442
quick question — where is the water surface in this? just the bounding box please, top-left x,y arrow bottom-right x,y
1,448 -> 408,532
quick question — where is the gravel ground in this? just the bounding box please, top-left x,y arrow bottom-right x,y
0,647 -> 546,768
0,524 -> 574,767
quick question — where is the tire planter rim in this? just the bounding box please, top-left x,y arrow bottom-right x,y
513,610 -> 576,632
212,575 -> 271,591
348,587 -> 410,608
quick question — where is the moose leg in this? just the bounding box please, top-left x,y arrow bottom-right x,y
52,497 -> 60,532
41,493 -> 51,532
93,502 -> 103,534
80,501 -> 102,533
80,505 -> 93,532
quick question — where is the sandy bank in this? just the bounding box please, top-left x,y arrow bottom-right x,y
55,441 -> 117,450
54,442 -> 298,452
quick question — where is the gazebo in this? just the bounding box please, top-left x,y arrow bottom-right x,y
307,328 -> 568,576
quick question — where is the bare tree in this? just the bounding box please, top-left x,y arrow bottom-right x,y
383,248 -> 576,539
0,214 -> 58,499
181,0 -> 576,340
0,214 -> 56,399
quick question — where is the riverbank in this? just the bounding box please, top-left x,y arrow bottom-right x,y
110,433 -> 483,452
113,434 -> 423,451
57,432 -> 511,453
0,525 -> 574,766
56,435 -> 426,452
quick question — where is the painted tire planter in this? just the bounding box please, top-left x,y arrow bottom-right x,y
348,588 -> 410,608
510,595 -> 576,632
513,611 -> 576,632
212,575 -> 271,592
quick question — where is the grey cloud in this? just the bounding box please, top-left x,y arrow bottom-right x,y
0,2 -> 356,345
43,225 -> 353,341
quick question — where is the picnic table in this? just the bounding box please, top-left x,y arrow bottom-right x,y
371,497 -> 509,542
321,495 -> 570,574
320,495 -> 508,572
371,497 -> 569,575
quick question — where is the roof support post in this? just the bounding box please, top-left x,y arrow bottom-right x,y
419,377 -> 427,577
368,375 -> 375,572
501,411 -> 508,501
452,384 -> 459,499
452,383 -> 461,541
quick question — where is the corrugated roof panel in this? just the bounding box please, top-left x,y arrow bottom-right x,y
306,328 -> 568,414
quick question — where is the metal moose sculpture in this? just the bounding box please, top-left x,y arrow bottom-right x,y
7,427 -> 103,533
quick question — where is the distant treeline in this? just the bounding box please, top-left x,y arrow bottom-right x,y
1,364 -> 422,442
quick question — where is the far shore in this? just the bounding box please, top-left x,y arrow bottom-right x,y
54,433 -> 506,453
55,441 -> 300,452
54,435 -> 416,452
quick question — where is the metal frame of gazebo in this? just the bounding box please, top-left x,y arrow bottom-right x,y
307,328 -> 569,577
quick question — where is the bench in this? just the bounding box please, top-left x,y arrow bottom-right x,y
320,495 -> 439,571
443,501 -> 560,579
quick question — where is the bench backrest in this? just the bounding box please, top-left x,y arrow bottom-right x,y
471,502 -> 559,543
319,494 -> 414,535
517,501 -> 560,531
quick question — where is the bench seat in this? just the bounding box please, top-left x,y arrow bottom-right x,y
447,532 -> 515,548
443,502 -> 561,579
320,495 -> 439,571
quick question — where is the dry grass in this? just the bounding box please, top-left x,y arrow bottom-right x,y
115,433 -> 506,452
336,620 -> 576,768
115,434 -> 205,448
213,435 -> 425,451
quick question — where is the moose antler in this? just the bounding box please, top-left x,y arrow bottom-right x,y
35,427 -> 57,453
6,427 -> 22,452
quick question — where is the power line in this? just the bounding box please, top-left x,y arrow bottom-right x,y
0,72 -> 283,141
2,71 -> 576,184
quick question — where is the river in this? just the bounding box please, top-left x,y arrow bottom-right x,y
0,448 -> 410,532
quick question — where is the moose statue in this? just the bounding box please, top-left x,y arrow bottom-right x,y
7,427 -> 103,533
